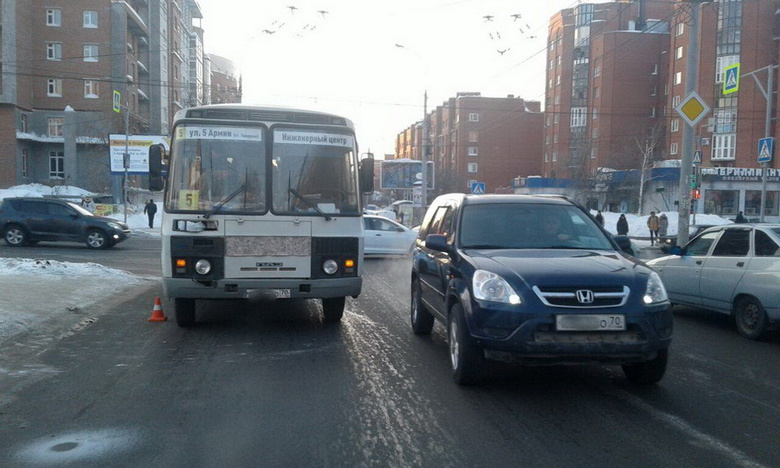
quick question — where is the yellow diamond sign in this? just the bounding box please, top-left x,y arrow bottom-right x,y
675,91 -> 710,127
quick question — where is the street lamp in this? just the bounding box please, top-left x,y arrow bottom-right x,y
394,44 -> 429,216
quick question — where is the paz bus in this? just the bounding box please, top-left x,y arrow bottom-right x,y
148,104 -> 374,326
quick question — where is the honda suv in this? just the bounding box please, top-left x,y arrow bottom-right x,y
0,197 -> 130,249
411,194 -> 672,385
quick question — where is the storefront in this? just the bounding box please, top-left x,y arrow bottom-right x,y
700,167 -> 779,221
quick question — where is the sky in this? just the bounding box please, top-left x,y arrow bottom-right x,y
196,0 -> 614,157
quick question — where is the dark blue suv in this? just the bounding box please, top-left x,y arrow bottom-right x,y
411,194 -> 672,385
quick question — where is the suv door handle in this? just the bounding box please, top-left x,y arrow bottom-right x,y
695,260 -> 703,265
736,261 -> 745,267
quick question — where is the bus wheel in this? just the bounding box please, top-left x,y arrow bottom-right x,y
174,298 -> 196,327
322,297 -> 345,323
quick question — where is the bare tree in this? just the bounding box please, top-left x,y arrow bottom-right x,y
634,122 -> 666,216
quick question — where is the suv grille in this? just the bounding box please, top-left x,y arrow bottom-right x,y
532,285 -> 629,308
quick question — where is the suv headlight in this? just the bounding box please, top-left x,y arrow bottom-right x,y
473,270 -> 521,304
107,222 -> 123,230
643,271 -> 668,304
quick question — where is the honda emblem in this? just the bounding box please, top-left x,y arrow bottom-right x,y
576,290 -> 595,304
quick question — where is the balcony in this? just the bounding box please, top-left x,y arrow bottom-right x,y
117,1 -> 149,37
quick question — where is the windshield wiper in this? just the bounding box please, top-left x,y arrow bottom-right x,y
288,187 -> 332,221
204,182 -> 246,219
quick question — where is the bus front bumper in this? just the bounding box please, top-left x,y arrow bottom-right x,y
162,277 -> 362,301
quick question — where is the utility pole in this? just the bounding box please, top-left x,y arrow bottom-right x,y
676,0 -> 703,247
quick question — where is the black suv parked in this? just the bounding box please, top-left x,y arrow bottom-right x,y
0,197 -> 130,249
411,194 -> 672,385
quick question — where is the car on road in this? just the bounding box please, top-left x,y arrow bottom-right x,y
411,193 -> 672,385
658,224 -> 715,253
646,224 -> 780,340
363,214 -> 417,257
0,197 -> 130,249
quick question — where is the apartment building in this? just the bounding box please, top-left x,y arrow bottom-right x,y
394,92 -> 543,196
0,0 -> 209,201
531,0 -> 780,220
208,54 -> 241,104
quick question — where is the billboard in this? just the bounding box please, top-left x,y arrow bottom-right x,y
109,134 -> 169,174
380,159 -> 434,189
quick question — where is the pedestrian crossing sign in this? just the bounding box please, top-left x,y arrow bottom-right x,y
471,182 -> 485,194
723,64 -> 740,95
758,137 -> 774,163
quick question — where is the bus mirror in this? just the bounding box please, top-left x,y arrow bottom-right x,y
359,157 -> 374,194
149,144 -> 166,191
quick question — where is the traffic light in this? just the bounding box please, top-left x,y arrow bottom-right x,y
692,188 -> 701,200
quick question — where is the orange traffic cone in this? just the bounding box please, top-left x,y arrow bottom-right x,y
148,297 -> 167,322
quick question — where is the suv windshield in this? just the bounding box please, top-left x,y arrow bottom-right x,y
459,203 -> 613,250
271,128 -> 359,216
166,124 -> 266,212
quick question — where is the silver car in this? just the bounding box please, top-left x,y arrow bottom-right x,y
646,224 -> 780,340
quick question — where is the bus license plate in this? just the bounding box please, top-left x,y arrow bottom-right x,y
274,289 -> 291,299
556,314 -> 625,331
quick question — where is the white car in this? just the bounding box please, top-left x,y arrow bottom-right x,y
646,224 -> 780,340
363,214 -> 417,257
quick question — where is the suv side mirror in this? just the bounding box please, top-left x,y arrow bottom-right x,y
424,234 -> 448,252
149,144 -> 167,192
359,157 -> 375,194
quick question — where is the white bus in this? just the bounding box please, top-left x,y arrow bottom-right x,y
149,105 -> 374,326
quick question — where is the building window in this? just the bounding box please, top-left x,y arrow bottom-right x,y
552,151 -> 558,162
21,114 -> 28,133
592,128 -> 598,139
49,151 -> 65,178
466,179 -> 478,190
712,134 -> 736,160
467,163 -> 478,173
672,95 -> 681,107
548,78 -> 553,89
545,152 -> 549,162
649,107 -> 656,118
22,148 -> 28,177
546,116 -> 551,127
84,80 -> 99,98
593,65 -> 600,78
715,55 -> 740,83
554,114 -> 559,124
468,113 -> 479,122
46,43 -> 62,61
545,135 -> 550,145
591,147 -> 597,159
554,95 -> 560,105
676,22 -> 684,36
674,72 -> 682,85
670,142 -> 678,155
83,44 -> 99,62
468,147 -> 478,156
83,10 -> 98,28
47,9 -> 62,27
556,74 -> 561,85
675,46 -> 684,59
48,117 -> 64,137
671,118 -> 680,132
468,131 -> 478,143
592,108 -> 598,120
47,79 -> 63,97
570,107 -> 587,127
593,86 -> 599,98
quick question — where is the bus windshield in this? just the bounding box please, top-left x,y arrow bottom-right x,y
271,128 -> 360,216
167,125 -> 266,212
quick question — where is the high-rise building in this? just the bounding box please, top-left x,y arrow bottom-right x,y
0,0 -> 209,200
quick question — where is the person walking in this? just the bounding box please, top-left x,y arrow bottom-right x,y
735,211 -> 748,223
595,210 -> 605,227
647,211 -> 660,246
658,213 -> 669,237
144,199 -> 157,228
616,214 -> 629,235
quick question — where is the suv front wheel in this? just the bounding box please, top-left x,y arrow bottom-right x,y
449,303 -> 485,385
4,224 -> 27,246
86,229 -> 109,249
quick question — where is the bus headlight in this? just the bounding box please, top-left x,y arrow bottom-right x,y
195,259 -> 212,275
323,259 -> 339,275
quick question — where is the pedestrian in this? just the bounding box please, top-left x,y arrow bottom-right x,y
595,210 -> 604,227
616,214 -> 629,235
658,213 -> 669,237
735,211 -> 748,223
144,199 -> 157,228
647,211 -> 660,246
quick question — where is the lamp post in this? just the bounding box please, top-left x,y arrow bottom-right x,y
394,44 -> 429,218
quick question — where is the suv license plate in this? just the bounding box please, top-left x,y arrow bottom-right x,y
556,314 -> 625,331
273,289 -> 291,299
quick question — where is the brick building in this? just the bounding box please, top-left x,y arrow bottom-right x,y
0,0 -> 208,200
394,92 -> 543,196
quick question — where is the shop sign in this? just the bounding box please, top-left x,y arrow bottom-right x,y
701,167 -> 780,182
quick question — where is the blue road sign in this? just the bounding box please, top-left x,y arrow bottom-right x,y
471,182 -> 485,194
758,137 -> 774,163
723,63 -> 740,95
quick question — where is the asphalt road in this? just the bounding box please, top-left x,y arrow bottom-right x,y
1,241 -> 779,467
